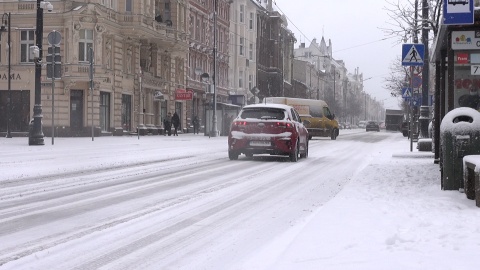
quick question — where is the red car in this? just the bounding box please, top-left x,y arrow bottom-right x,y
228,103 -> 309,162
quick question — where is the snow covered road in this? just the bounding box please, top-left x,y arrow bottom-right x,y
0,130 -> 397,269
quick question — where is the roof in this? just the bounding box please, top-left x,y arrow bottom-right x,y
243,103 -> 293,111
386,109 -> 404,115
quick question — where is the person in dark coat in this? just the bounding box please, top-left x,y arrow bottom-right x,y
172,112 -> 180,136
164,112 -> 172,136
192,115 -> 200,134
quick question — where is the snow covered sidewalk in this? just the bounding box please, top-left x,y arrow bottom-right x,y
243,140 -> 480,270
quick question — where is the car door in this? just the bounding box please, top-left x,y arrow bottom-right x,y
323,106 -> 335,135
291,108 -> 307,148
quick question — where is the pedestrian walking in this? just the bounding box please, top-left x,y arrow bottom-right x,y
172,112 -> 180,136
164,112 -> 172,136
192,115 -> 200,134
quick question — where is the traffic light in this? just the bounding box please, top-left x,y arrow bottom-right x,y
46,46 -> 61,79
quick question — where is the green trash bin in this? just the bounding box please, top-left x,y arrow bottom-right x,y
440,107 -> 480,191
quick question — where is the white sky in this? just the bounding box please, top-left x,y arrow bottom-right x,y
272,0 -> 404,109
2,129 -> 480,269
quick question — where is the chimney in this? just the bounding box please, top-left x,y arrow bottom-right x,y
266,0 -> 273,11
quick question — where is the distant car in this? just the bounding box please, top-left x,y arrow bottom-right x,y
358,120 -> 367,128
365,121 -> 380,132
228,103 -> 309,162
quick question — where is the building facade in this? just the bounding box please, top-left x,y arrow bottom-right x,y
186,0 -> 231,134
255,0 -> 295,102
0,0 -> 189,137
228,0 -> 259,105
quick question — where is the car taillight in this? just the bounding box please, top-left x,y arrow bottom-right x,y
276,122 -> 294,130
231,121 -> 247,131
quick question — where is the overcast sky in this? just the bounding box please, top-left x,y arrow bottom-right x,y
272,0 -> 404,110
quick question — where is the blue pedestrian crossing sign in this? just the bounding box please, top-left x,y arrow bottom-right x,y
402,87 -> 412,99
402,44 -> 425,66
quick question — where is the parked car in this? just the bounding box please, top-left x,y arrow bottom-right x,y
227,103 -> 309,162
365,121 -> 380,132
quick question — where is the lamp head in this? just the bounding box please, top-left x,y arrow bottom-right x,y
40,1 -> 54,12
200,72 -> 210,82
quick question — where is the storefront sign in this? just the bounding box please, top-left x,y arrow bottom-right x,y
175,89 -> 193,100
452,31 -> 480,50
457,53 -> 469,64
0,73 -> 22,80
154,90 -> 164,100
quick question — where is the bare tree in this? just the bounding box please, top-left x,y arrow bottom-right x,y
381,0 -> 442,44
381,0 -> 442,111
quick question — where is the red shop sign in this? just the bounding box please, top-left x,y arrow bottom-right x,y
175,89 -> 193,100
457,53 -> 469,64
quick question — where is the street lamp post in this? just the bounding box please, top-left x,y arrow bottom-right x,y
29,1 -> 52,145
211,0 -> 218,137
1,13 -> 11,138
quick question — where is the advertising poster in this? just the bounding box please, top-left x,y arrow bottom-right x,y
454,68 -> 480,110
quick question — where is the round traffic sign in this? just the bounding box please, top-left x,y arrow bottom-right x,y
47,30 -> 62,46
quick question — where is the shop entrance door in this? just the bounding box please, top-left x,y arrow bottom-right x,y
70,90 -> 84,129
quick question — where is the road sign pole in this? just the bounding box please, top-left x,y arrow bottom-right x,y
51,44 -> 55,145
47,30 -> 61,145
410,66 -> 414,152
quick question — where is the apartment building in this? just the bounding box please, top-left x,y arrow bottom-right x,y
186,0 -> 231,133
0,0 -> 189,137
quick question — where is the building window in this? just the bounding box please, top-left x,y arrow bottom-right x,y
101,0 -> 115,9
239,5 -> 244,23
239,37 -> 244,56
20,30 -> 35,63
0,34 -> 2,63
196,18 -> 200,41
249,12 -> 254,30
239,70 -> 244,88
249,74 -> 253,91
126,0 -> 132,12
78,29 -> 93,62
249,43 -> 253,60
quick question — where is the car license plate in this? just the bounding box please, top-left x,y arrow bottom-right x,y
250,141 -> 271,147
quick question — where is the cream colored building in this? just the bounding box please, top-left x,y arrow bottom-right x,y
0,0 -> 189,137
228,0 -> 258,105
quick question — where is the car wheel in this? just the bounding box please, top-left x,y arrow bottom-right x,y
245,153 -> 253,158
300,139 -> 309,158
228,150 -> 239,160
289,140 -> 299,162
331,129 -> 337,140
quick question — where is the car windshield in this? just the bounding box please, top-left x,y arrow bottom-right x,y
367,121 -> 377,125
240,108 -> 286,120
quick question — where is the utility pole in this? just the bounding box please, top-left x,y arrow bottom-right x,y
419,0 -> 430,138
29,0 -> 46,145
211,0 -> 218,137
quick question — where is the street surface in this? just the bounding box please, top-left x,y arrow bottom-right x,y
0,129 -> 399,269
